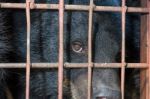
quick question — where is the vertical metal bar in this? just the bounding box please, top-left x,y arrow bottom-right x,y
140,0 -> 149,99
58,0 -> 64,99
88,0 -> 94,99
147,1 -> 150,99
121,0 -> 126,99
25,0 -> 31,99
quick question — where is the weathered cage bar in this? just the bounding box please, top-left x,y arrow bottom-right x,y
25,0 -> 31,99
0,3 -> 148,13
140,0 -> 150,99
0,63 -> 147,68
0,0 -> 149,99
58,0 -> 64,99
121,0 -> 126,98
88,0 -> 94,99
149,3 -> 150,98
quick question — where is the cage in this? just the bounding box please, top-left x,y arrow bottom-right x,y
0,0 -> 149,99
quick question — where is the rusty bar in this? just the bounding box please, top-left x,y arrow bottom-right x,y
0,63 -> 147,68
148,1 -> 150,99
25,0 -> 32,99
140,0 -> 149,99
87,0 -> 94,99
58,0 -> 64,99
126,7 -> 148,13
0,3 -> 148,13
121,0 -> 126,99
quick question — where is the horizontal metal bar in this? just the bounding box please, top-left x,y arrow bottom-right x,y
0,63 -> 147,68
0,3 -> 148,13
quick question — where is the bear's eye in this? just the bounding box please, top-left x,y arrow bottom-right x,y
71,41 -> 83,53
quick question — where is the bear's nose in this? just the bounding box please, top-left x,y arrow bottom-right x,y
96,96 -> 107,99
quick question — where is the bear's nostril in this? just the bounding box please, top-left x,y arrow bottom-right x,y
71,41 -> 83,53
96,96 -> 107,99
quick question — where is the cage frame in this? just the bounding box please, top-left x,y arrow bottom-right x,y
0,0 -> 149,99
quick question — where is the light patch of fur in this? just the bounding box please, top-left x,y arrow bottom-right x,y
5,87 -> 13,99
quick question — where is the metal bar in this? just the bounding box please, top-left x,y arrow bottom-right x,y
0,63 -> 147,68
58,0 -> 64,99
121,0 -> 126,99
140,0 -> 149,99
0,3 -> 148,13
25,0 -> 32,99
87,0 -> 94,99
147,1 -> 150,99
